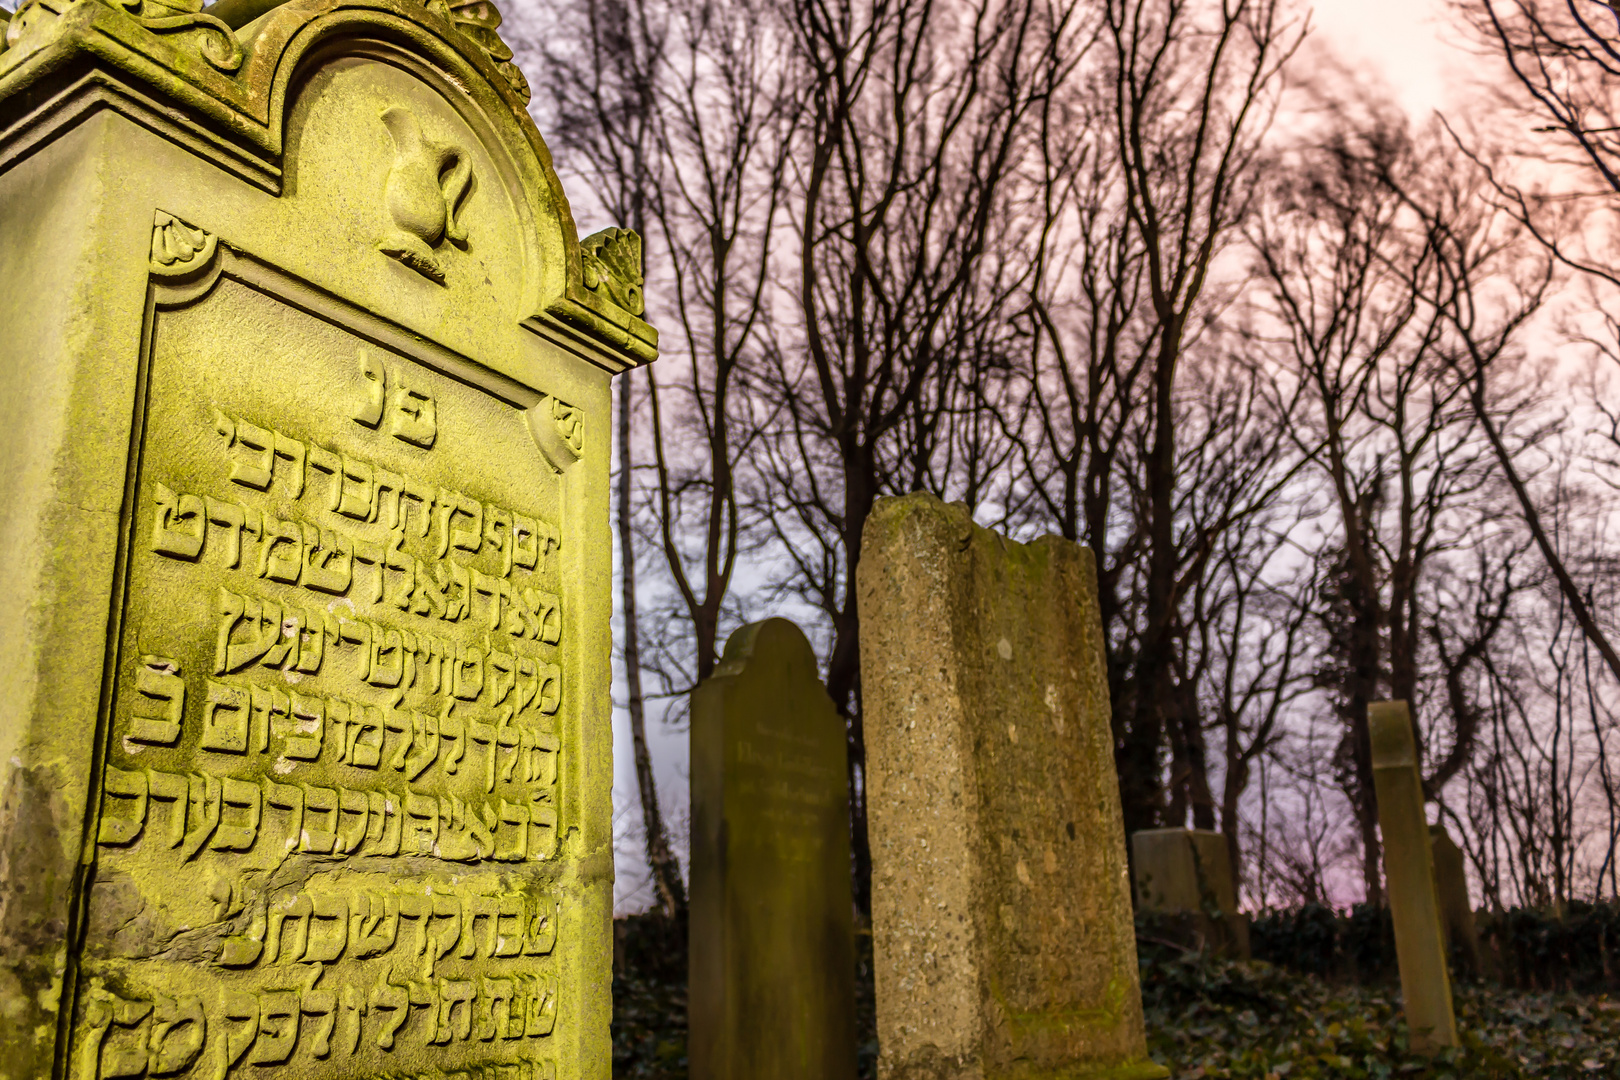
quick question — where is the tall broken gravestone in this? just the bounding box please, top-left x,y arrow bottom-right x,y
690,618 -> 857,1080
1369,701 -> 1459,1054
858,494 -> 1166,1080
1131,828 -> 1250,959
0,0 -> 655,1075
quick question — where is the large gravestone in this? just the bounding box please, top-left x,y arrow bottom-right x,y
1132,828 -> 1250,959
690,618 -> 857,1080
1369,701 -> 1459,1053
0,3 -> 653,1076
858,493 -> 1166,1080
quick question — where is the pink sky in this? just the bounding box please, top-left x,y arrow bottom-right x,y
1309,0 -> 1463,118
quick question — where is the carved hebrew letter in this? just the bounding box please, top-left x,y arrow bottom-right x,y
249,987 -> 299,1065
147,994 -> 206,1076
352,892 -> 400,959
305,893 -> 349,964
536,661 -> 562,716
479,977 -> 516,1040
128,655 -> 184,745
262,779 -> 305,856
388,381 -> 437,448
307,442 -> 342,509
265,892 -> 314,965
300,785 -> 339,853
485,506 -> 513,575
212,777 -> 261,851
217,992 -> 259,1075
452,644 -> 484,701
97,767 -> 148,846
302,528 -> 353,594
180,774 -> 222,861
335,787 -> 370,853
370,981 -> 409,1050
400,476 -> 436,537
527,589 -> 562,645
354,348 -> 387,428
338,456 -> 375,520
273,431 -> 306,497
147,769 -> 189,849
524,897 -> 558,956
200,679 -> 247,753
151,482 -> 204,559
226,417 -> 276,491
257,518 -> 304,583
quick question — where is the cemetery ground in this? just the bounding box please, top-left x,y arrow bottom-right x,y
608,913 -> 1620,1080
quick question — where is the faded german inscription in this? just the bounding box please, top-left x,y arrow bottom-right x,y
74,271 -> 569,1080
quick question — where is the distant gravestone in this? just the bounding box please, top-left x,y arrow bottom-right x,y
1132,828 -> 1250,958
1429,824 -> 1483,979
858,494 -> 1166,1080
690,618 -> 857,1080
1369,701 -> 1460,1053
0,3 -> 654,1076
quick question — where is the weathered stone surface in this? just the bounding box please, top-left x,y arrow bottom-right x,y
1132,828 -> 1250,959
0,5 -> 649,1075
1429,824 -> 1483,979
1369,701 -> 1459,1053
690,618 -> 857,1080
858,493 -> 1166,1080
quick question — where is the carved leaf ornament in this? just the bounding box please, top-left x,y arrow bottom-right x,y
580,228 -> 645,317
150,211 -> 218,277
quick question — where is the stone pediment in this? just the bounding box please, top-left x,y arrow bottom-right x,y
0,0 -> 657,368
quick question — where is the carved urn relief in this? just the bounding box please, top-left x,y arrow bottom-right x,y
378,106 -> 473,284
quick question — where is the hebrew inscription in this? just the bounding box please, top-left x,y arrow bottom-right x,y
74,268 -> 571,1079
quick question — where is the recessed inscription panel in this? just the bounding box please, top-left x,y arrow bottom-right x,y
73,272 -> 571,1080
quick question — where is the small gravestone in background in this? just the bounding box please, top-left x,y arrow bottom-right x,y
0,3 -> 652,1074
1429,824 -> 1484,979
1369,701 -> 1460,1053
858,493 -> 1167,1080
690,618 -> 857,1080
1132,828 -> 1251,958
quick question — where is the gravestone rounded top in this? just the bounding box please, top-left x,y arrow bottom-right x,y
0,0 -> 654,368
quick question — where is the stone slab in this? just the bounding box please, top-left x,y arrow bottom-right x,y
0,5 -> 650,1075
858,493 -> 1166,1080
1131,828 -> 1250,959
1369,700 -> 1459,1053
690,618 -> 857,1080
1429,825 -> 1482,979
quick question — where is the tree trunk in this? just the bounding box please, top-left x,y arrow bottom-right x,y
619,369 -> 686,918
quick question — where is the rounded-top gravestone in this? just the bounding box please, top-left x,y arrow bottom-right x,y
0,3 -> 652,1075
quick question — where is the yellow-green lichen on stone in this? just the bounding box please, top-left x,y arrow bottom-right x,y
857,494 -> 1166,1080
0,2 -> 647,1076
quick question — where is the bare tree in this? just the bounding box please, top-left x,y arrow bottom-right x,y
531,0 -> 794,916
530,0 -> 686,918
744,0 -> 1087,911
1450,0 -> 1620,687
1246,110 -> 1542,902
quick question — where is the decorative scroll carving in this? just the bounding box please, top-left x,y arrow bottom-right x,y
150,211 -> 218,278
135,11 -> 244,71
525,395 -> 583,473
579,228 -> 644,317
378,107 -> 475,285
